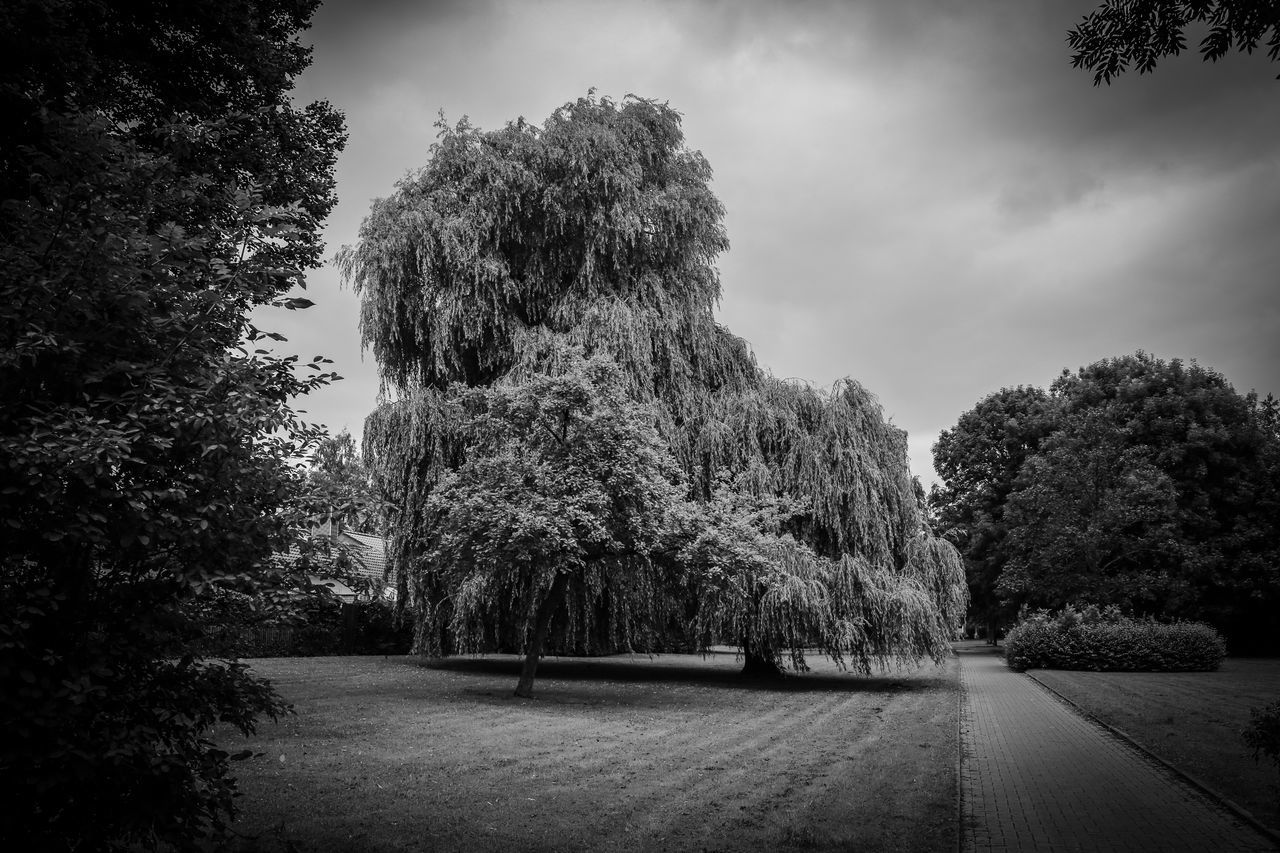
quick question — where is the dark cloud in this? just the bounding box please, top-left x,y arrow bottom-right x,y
283,0 -> 1280,488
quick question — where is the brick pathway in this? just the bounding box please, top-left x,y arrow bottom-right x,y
958,646 -> 1276,852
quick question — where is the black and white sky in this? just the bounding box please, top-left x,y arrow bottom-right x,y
273,0 -> 1280,487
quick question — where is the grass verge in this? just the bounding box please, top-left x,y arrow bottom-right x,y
1031,659 -> 1280,831
213,650 -> 959,852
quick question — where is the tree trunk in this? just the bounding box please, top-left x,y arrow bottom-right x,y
514,573 -> 569,698
741,644 -> 785,679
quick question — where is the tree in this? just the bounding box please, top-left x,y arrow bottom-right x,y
341,94 -> 965,685
930,386 -> 1053,641
1069,0 -> 1280,84
998,410 -> 1183,610
683,483 -> 966,678
1044,353 -> 1280,640
0,2 -> 345,848
306,429 -> 382,533
423,352 -> 685,696
939,352 -> 1280,650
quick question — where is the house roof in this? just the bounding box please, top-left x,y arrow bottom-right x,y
339,530 -> 388,581
269,526 -> 391,586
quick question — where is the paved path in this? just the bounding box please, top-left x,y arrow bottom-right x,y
958,646 -> 1276,852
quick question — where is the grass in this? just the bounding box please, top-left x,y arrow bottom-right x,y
213,650 -> 959,852
1030,658 -> 1280,831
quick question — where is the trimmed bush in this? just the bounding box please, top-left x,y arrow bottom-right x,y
1004,606 -> 1225,672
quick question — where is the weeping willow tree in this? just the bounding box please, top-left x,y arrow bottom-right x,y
339,93 -> 965,688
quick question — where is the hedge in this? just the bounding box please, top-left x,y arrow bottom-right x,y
189,588 -> 414,658
1004,607 -> 1225,672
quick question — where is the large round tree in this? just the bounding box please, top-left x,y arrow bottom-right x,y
339,94 -> 965,688
933,351 -> 1280,652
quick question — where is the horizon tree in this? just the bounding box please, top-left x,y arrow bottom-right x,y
1033,353 -> 1280,643
936,351 -> 1280,651
340,93 -> 965,685
930,386 -> 1053,642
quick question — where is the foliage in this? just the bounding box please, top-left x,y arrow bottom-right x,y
0,0 -> 345,268
937,352 -> 1280,651
188,588 -> 412,658
684,485 -> 965,676
1004,606 -> 1226,672
305,429 -> 384,533
343,93 -> 966,690
421,351 -> 686,694
1018,355 -> 1278,633
279,597 -> 413,657
350,598 -> 416,655
1233,390 -> 1280,649
999,410 -> 1182,611
929,386 -> 1052,639
1242,701 -> 1280,778
184,586 -> 286,659
1069,0 -> 1280,84
0,1 -> 345,849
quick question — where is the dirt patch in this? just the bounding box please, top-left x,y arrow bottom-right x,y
1032,658 -> 1280,832
214,650 -> 959,852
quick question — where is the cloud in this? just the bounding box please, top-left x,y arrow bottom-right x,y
283,0 -> 1280,491
995,166 -> 1105,227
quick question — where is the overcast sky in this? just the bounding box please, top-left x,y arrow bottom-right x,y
272,0 -> 1280,487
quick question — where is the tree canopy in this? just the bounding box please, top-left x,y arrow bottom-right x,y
306,429 -> 383,533
0,1 -> 345,848
340,94 -> 965,693
999,410 -> 1183,609
422,351 -> 685,695
1069,0 -> 1280,83
929,386 -> 1053,640
932,352 -> 1280,650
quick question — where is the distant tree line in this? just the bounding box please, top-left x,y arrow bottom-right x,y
931,352 -> 1280,652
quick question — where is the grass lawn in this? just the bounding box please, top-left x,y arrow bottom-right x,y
213,650 -> 959,852
1030,659 -> 1280,831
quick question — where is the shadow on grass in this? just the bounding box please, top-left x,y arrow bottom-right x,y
417,650 -> 951,695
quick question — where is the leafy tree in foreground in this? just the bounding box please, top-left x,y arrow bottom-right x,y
1069,0 -> 1280,84
0,1 -> 345,848
340,94 -> 966,687
930,386 -> 1052,642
